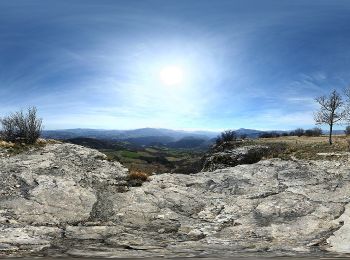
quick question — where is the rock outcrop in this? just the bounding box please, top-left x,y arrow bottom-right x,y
1,143 -> 350,258
202,145 -> 270,171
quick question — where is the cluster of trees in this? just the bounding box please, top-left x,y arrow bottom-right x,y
259,132 -> 283,138
0,107 -> 43,144
258,127 -> 322,138
289,127 -> 323,137
217,127 -> 324,143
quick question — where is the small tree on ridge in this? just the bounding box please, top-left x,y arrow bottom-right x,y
0,107 -> 43,144
216,130 -> 237,145
314,90 -> 346,145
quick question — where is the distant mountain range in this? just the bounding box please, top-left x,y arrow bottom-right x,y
42,128 -> 218,142
41,128 -> 281,149
42,127 -> 344,149
42,127 -> 284,140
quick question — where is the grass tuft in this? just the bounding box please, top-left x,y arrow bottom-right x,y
0,138 -> 61,155
127,170 -> 150,187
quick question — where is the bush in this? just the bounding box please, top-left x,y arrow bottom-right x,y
294,128 -> 305,137
259,132 -> 280,138
127,170 -> 149,187
312,127 -> 322,137
216,130 -> 237,145
304,130 -> 313,137
345,126 -> 350,136
0,107 -> 43,144
305,127 -> 322,137
264,142 -> 288,158
240,134 -> 248,140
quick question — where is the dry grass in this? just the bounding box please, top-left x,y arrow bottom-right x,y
249,135 -> 350,160
0,140 -> 16,148
256,135 -> 348,145
0,138 -> 61,155
36,138 -> 62,145
127,170 -> 150,186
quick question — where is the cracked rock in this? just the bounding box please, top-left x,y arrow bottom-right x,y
1,143 -> 350,257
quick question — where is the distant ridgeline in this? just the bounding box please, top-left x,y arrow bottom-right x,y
42,127 -> 320,149
42,128 -> 219,149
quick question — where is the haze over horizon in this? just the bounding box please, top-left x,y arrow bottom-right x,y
1,0 -> 350,131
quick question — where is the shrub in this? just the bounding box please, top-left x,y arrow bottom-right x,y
347,139 -> 350,151
240,134 -> 248,140
264,142 -> 288,158
345,126 -> 350,136
259,132 -> 280,138
127,170 -> 149,187
0,107 -> 43,144
294,128 -> 305,137
305,127 -> 322,137
312,127 -> 322,137
304,130 -> 313,137
216,130 -> 237,145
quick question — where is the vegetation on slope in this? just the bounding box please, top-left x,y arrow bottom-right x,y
250,135 -> 350,160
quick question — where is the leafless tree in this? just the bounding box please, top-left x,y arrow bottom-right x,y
314,90 -> 346,145
25,107 -> 42,144
0,107 -> 43,144
216,130 -> 237,145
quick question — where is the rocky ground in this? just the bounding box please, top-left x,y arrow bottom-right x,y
202,145 -> 271,171
1,143 -> 350,258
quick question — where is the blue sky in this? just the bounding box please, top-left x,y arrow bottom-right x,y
1,0 -> 350,130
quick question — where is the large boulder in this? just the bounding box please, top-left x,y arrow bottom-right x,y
1,143 -> 350,258
202,145 -> 270,171
0,143 -> 128,223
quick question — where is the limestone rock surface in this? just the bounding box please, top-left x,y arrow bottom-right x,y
1,143 -> 350,258
202,145 -> 270,171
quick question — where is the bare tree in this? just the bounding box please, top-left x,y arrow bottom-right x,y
216,130 -> 237,145
294,128 -> 305,137
0,107 -> 43,144
25,107 -> 42,144
314,90 -> 346,145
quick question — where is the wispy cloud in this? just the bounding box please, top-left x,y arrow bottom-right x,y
1,1 -> 350,130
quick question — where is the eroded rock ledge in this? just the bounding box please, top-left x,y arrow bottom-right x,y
1,143 -> 350,258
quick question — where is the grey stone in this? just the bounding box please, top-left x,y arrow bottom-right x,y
202,145 -> 270,171
1,143 -> 350,257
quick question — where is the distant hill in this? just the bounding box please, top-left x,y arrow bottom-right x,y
66,137 -> 127,150
125,136 -> 176,146
42,129 -> 124,140
234,128 -> 266,138
42,128 -> 219,141
42,127 -> 285,141
167,136 -> 208,149
43,127 -> 294,148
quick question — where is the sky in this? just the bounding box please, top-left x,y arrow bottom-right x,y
1,0 -> 350,131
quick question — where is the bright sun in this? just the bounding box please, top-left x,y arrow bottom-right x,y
159,65 -> 184,86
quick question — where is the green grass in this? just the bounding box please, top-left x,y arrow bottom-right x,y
102,146 -> 205,174
120,150 -> 142,159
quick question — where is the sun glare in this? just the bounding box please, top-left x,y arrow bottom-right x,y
159,65 -> 184,86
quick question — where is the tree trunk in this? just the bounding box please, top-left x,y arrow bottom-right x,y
329,123 -> 333,145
